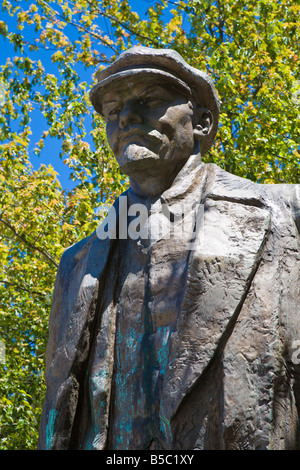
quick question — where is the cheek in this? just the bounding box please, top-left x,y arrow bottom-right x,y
159,107 -> 194,147
106,123 -> 118,151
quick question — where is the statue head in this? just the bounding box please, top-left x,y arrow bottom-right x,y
90,46 -> 220,195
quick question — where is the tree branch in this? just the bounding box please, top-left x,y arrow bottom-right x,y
0,280 -> 46,298
39,0 -> 119,53
0,216 -> 58,268
216,0 -> 225,43
85,0 -> 160,46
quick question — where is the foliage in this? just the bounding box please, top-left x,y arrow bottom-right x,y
0,0 -> 299,449
184,0 -> 300,183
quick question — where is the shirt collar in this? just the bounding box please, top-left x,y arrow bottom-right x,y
160,153 -> 207,217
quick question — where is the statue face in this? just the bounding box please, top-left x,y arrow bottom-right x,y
102,78 -> 196,175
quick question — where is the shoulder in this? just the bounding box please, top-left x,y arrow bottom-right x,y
205,163 -> 300,205
260,183 -> 300,235
55,187 -> 131,278
204,163 -> 267,207
57,231 -> 98,277
57,187 -> 131,270
204,163 -> 300,234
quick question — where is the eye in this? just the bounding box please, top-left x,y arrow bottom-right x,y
107,107 -> 121,121
140,95 -> 163,107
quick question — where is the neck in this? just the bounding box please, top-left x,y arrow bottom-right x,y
128,151 -> 202,198
129,173 -> 175,197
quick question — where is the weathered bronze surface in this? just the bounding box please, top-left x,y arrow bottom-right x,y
38,46 -> 300,450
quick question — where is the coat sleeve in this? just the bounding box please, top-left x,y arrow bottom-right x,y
38,231 -> 109,449
44,248 -> 76,378
37,247 -> 77,449
38,233 -> 94,449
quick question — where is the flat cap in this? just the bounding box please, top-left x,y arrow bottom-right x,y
90,46 -> 220,155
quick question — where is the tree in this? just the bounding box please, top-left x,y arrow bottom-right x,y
0,0 -> 299,449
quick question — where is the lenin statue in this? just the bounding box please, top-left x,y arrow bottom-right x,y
38,46 -> 300,450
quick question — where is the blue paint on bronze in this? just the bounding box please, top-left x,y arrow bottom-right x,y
46,409 -> 58,450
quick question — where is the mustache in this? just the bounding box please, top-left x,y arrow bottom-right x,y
114,126 -> 163,154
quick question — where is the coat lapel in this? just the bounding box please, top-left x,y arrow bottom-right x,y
160,169 -> 271,434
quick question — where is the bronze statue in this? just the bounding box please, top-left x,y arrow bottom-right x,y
38,47 -> 300,450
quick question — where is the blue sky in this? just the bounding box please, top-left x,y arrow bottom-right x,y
0,0 -> 186,190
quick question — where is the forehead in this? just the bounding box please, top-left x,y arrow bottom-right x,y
101,77 -> 188,105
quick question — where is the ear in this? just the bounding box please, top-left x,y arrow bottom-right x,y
193,108 -> 213,142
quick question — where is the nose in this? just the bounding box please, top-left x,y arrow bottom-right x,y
119,99 -> 143,129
